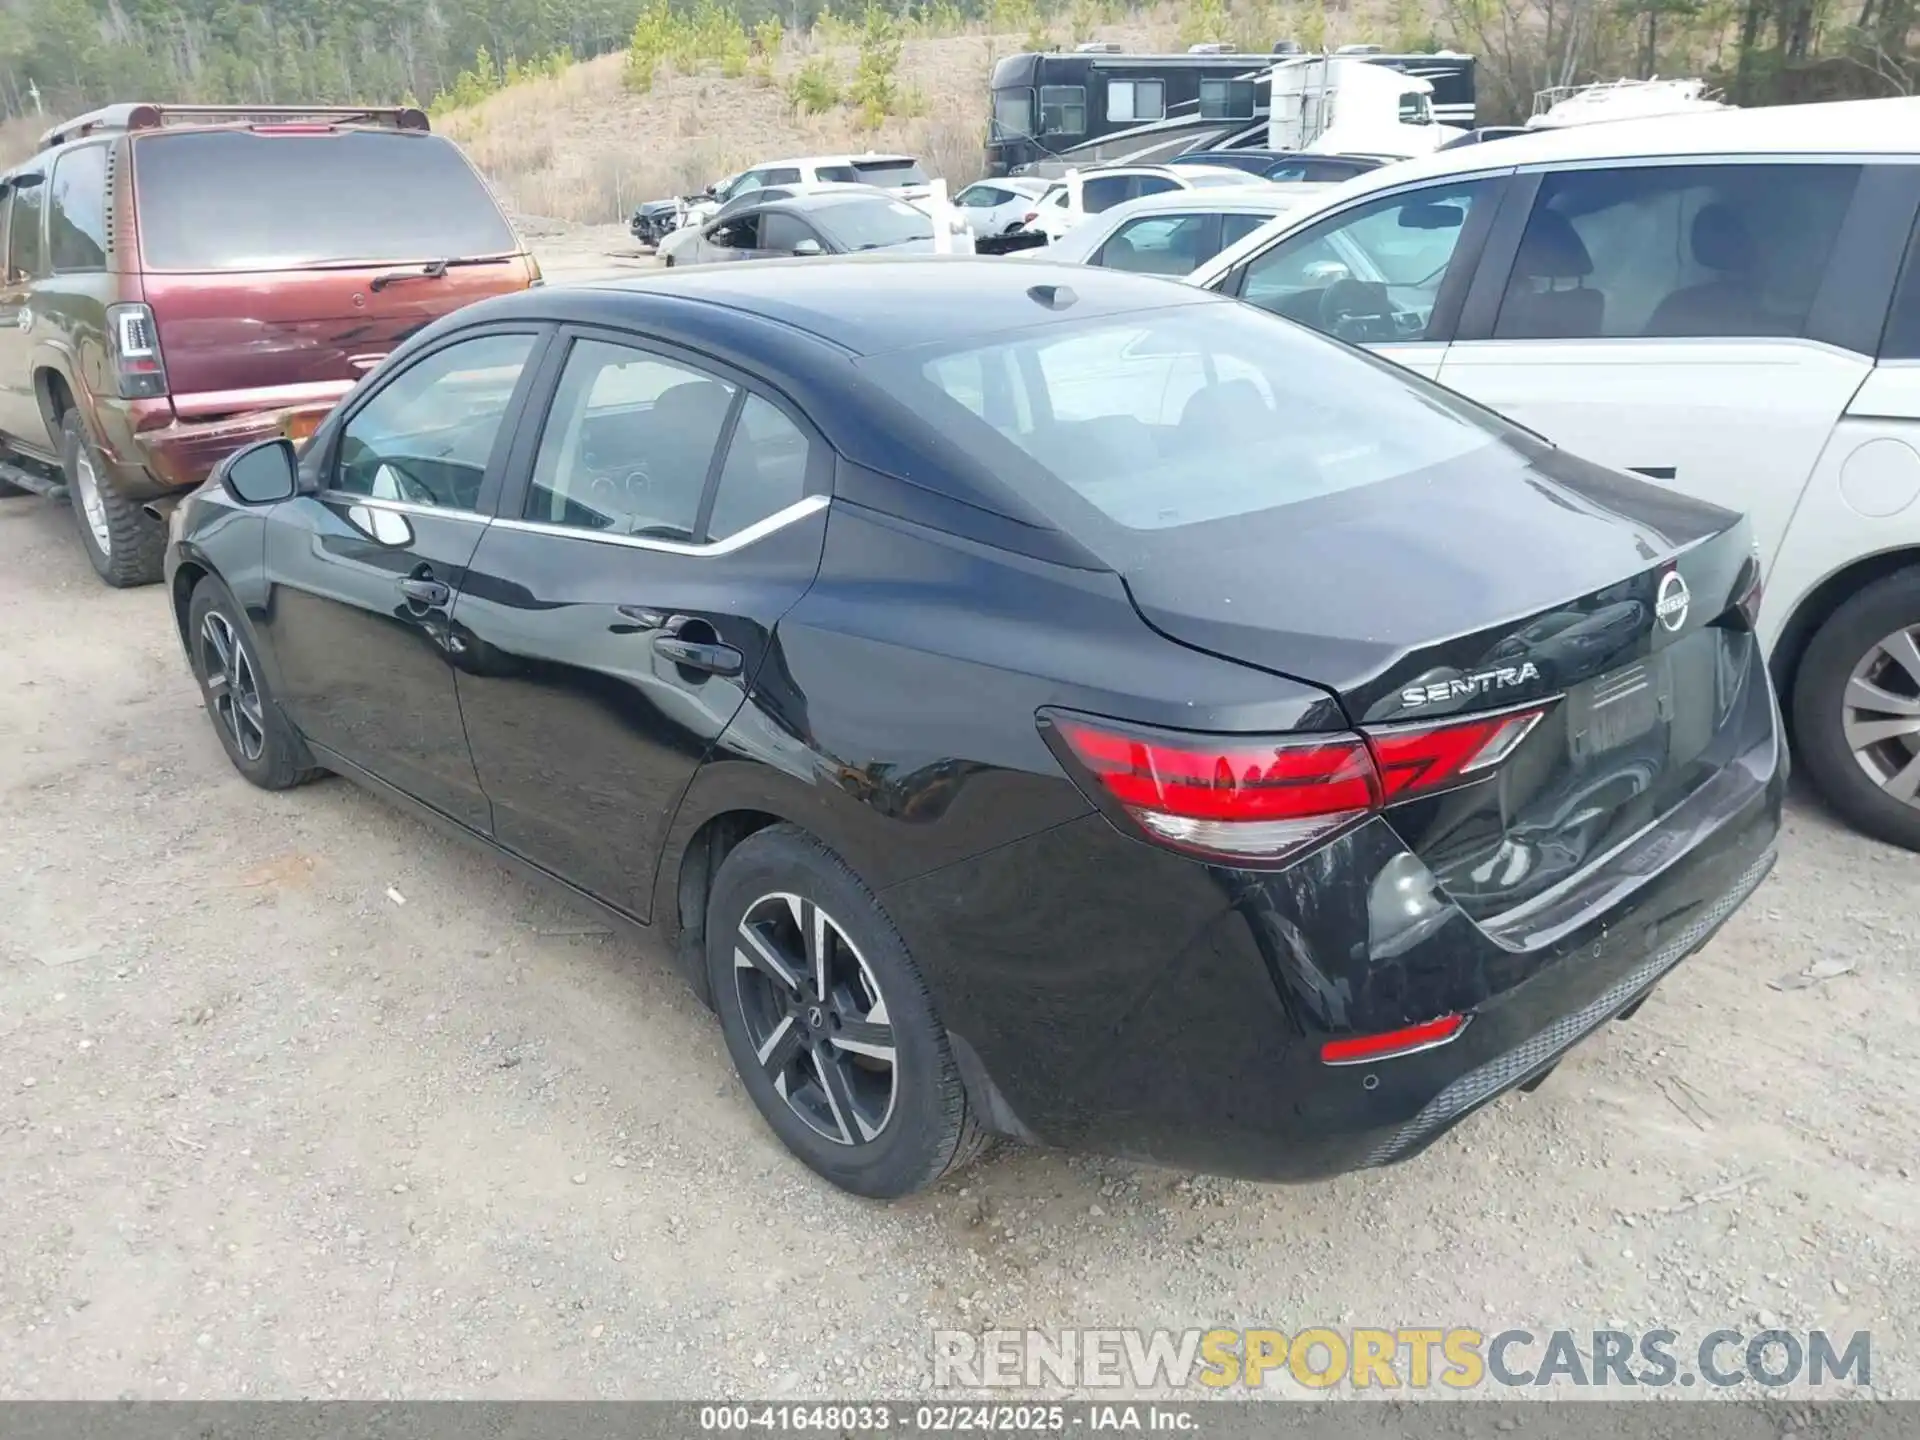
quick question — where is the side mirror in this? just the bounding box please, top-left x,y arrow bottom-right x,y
790,238 -> 824,257
219,438 -> 299,505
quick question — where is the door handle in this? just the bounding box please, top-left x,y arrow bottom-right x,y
654,635 -> 744,677
398,576 -> 451,608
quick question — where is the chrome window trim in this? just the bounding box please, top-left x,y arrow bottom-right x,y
317,491 -> 490,523
491,493 -> 829,556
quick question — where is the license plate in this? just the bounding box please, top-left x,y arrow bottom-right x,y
1570,662 -> 1663,757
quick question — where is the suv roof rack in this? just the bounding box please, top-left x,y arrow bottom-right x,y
40,103 -> 430,149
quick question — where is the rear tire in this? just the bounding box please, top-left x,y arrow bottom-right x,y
187,576 -> 324,791
704,824 -> 984,1198
62,410 -> 164,587
1792,568 -> 1920,852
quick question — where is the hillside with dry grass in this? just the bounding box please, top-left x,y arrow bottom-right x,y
434,0 -> 1404,228
434,17 -> 1173,227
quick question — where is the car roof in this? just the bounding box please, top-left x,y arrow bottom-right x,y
1191,96 -> 1920,280
753,190 -> 917,215
1095,182 -> 1331,220
573,255 -> 1220,355
1326,95 -> 1920,195
761,152 -> 918,168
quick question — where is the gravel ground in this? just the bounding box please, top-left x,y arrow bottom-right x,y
2,475 -> 1918,1402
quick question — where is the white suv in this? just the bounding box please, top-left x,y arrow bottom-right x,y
1186,97 -> 1920,849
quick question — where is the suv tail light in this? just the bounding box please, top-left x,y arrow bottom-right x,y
106,303 -> 168,399
1041,704 -> 1549,865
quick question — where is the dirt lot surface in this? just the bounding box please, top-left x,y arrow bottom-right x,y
2,486 -> 1918,1402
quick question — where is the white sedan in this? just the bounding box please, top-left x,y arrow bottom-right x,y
1021,183 -> 1333,276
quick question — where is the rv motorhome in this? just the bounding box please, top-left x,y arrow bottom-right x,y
984,43 -> 1476,175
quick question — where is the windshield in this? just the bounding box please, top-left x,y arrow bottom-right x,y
132,130 -> 516,271
853,159 -> 929,188
863,301 -> 1509,532
814,197 -> 934,250
993,88 -> 1034,137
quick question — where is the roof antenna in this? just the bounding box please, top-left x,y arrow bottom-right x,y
1027,284 -> 1076,310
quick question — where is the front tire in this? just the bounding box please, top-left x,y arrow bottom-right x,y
187,577 -> 323,791
62,410 -> 164,587
1792,568 -> 1920,851
705,825 -> 984,1198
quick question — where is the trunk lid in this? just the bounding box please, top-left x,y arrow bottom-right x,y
1121,440 -> 1770,917
142,261 -> 533,400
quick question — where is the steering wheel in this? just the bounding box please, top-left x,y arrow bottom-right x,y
1317,278 -> 1400,344
585,464 -> 655,523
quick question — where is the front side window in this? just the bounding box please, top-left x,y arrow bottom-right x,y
1040,85 -> 1086,136
1096,214 -> 1216,276
1199,78 -> 1256,120
335,332 -> 535,509
1493,162 -> 1860,342
48,143 -> 108,272
874,303 -> 1503,534
994,88 -> 1035,137
1106,80 -> 1166,123
708,215 -> 761,250
1220,211 -> 1271,250
760,212 -> 819,254
1883,214 -> 1920,360
528,339 -> 736,542
1238,180 -> 1489,343
9,178 -> 44,280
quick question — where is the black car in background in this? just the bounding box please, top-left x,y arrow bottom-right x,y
162,260 -> 1782,1198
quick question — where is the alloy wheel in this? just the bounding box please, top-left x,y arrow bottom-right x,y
71,446 -> 111,554
733,892 -> 897,1146
199,611 -> 267,763
1841,624 -> 1920,806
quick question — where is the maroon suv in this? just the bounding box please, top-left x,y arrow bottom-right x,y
0,103 -> 539,586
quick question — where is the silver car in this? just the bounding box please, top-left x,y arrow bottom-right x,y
672,191 -> 936,266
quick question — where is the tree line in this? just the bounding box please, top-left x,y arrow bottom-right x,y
0,0 -> 1908,133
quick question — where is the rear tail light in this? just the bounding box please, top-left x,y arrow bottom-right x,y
1041,702 -> 1549,865
1021,211 -> 1038,224
105,303 -> 167,399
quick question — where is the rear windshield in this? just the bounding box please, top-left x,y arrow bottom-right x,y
863,301 -> 1510,532
814,197 -> 934,250
852,159 -> 929,188
133,129 -> 516,272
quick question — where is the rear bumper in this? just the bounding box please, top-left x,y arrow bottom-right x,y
95,391 -> 347,500
880,712 -> 1784,1182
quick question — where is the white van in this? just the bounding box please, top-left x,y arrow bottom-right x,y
1186,97 -> 1920,849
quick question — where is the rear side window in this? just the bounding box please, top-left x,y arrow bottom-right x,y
132,130 -> 516,272
815,165 -> 861,184
1883,218 -> 1920,360
873,302 -> 1505,533
48,144 -> 108,272
763,167 -> 803,184
1096,214 -> 1216,276
1493,162 -> 1860,341
708,395 -> 810,540
1082,176 -> 1132,214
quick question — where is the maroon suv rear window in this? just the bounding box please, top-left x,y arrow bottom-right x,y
132,129 -> 518,272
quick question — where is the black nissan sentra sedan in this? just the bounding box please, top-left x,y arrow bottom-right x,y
163,259 -> 1782,1198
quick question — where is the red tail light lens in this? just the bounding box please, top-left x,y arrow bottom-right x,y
1320,1012 -> 1467,1064
1042,703 -> 1548,864
1021,211 -> 1039,224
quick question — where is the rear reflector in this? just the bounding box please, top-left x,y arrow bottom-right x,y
1041,702 -> 1549,865
1320,1013 -> 1467,1065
